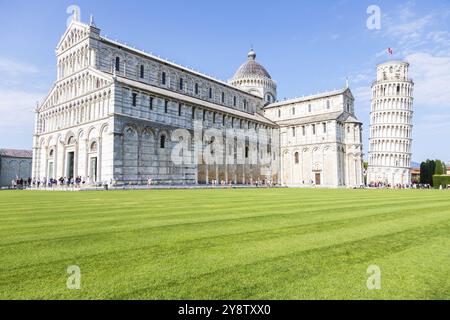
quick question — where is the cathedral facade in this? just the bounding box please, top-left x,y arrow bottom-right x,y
31,17 -> 364,188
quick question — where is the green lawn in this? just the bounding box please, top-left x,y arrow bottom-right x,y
0,188 -> 449,300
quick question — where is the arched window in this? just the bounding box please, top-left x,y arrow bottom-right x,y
160,135 -> 166,149
90,141 -> 98,152
179,78 -> 184,90
67,136 -> 75,145
115,57 -> 120,72
164,100 -> 169,113
294,152 -> 299,164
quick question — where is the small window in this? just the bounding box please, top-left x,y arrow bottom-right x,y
308,104 -> 312,112
222,114 -> 226,126
209,88 -> 213,99
302,126 -> 306,136
179,78 -> 184,90
323,123 -> 327,133
149,97 -> 153,110
278,109 -> 281,118
240,119 -> 243,128
132,93 -> 137,106
312,124 -> 316,135
115,57 -> 120,72
245,146 -> 249,159
192,107 -> 195,120
243,99 -> 247,110
160,135 -> 166,149
233,96 -> 237,107
327,100 -> 331,109
221,92 -> 225,103
195,83 -> 199,95
161,72 -> 166,85
292,127 -> 296,137
295,152 -> 299,164
90,141 -> 98,152
213,112 -> 216,123
292,107 -> 295,115
203,110 -> 206,122
178,103 -> 182,116
140,65 -> 145,78
165,100 -> 169,113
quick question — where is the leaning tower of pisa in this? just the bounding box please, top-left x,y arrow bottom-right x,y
367,61 -> 414,186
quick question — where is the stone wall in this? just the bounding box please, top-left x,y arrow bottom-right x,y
0,156 -> 32,187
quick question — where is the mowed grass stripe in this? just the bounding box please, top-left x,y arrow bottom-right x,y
0,189 -> 449,299
0,195 -> 445,252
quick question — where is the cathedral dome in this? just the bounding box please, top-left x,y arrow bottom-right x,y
232,50 -> 272,80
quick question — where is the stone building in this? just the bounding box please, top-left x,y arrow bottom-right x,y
31,16 -> 364,187
367,61 -> 414,185
0,149 -> 32,187
264,87 -> 364,187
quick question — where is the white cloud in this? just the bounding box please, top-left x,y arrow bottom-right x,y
0,57 -> 39,76
0,89 -> 43,127
353,84 -> 371,97
406,52 -> 450,107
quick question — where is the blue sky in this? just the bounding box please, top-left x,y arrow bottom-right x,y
0,0 -> 449,163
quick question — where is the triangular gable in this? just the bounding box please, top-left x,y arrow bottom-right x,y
343,87 -> 355,100
56,20 -> 90,54
38,67 -> 114,112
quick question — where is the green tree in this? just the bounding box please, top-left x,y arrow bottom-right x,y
363,162 -> 368,170
420,162 -> 427,184
435,160 -> 444,175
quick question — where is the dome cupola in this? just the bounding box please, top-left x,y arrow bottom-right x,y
229,49 -> 277,104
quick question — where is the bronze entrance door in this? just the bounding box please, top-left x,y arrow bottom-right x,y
315,172 -> 321,186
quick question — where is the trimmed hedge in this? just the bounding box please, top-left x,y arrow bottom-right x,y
433,175 -> 450,188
